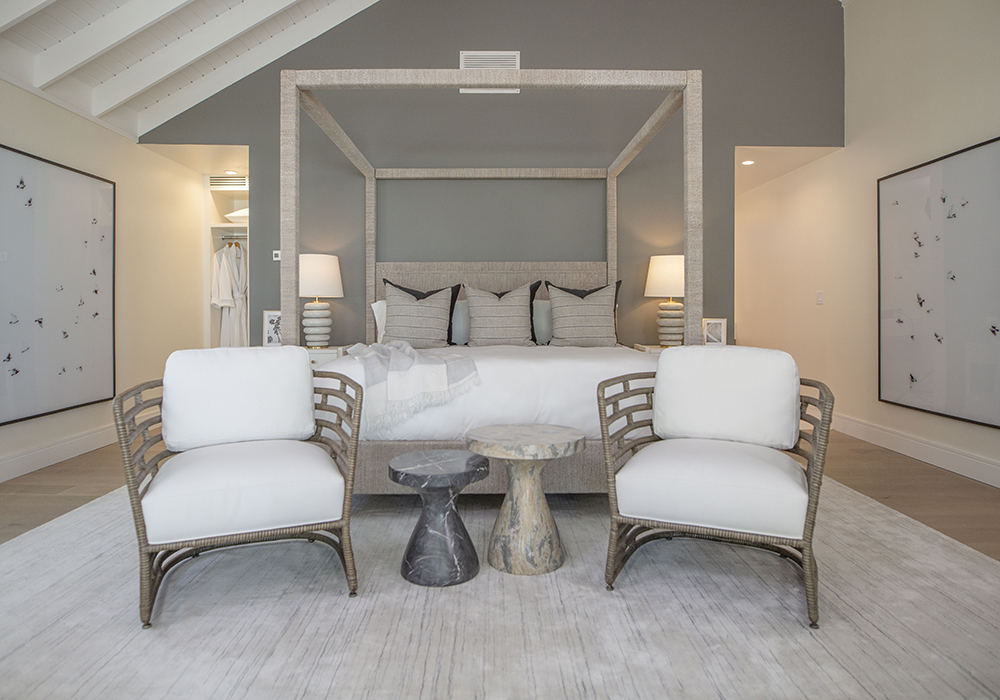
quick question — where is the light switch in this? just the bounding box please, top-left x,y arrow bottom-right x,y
816,291 -> 824,305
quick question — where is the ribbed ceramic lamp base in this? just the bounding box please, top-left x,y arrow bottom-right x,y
303,301 -> 332,348
657,301 -> 684,347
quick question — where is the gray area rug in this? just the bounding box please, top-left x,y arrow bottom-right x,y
1,480 -> 999,699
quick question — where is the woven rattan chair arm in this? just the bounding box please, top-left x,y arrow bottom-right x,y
798,378 -> 835,490
312,371 -> 364,508
113,379 -> 171,548
597,372 -> 658,473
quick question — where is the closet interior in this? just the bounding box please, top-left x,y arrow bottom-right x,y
206,174 -> 250,348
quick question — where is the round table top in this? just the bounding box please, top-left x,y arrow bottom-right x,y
388,449 -> 489,490
465,424 -> 586,461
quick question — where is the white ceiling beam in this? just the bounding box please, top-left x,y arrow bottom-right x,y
135,0 -> 381,135
34,0 -> 198,90
92,0 -> 304,117
0,0 -> 57,34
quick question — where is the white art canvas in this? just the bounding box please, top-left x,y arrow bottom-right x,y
878,137 -> 1000,428
0,145 -> 115,425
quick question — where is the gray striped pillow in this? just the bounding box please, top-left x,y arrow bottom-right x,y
381,281 -> 457,349
547,281 -> 619,347
466,282 -> 539,347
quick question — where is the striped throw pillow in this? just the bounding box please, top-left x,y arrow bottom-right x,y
381,280 -> 460,349
466,281 -> 541,347
546,281 -> 620,347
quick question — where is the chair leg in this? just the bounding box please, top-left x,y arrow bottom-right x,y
340,525 -> 358,597
605,521 -> 621,591
802,543 -> 820,629
139,550 -> 154,629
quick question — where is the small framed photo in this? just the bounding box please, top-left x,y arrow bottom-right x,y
702,318 -> 727,345
263,310 -> 282,346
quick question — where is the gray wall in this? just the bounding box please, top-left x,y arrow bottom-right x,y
142,0 -> 845,347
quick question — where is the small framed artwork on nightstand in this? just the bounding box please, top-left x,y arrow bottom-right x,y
263,311 -> 282,346
702,318 -> 727,345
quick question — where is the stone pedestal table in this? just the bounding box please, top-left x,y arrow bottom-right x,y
388,450 -> 489,587
465,424 -> 586,575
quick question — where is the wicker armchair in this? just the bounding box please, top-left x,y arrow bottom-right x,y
597,346 -> 834,627
112,347 -> 363,628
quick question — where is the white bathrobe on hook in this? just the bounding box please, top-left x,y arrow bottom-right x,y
211,243 -> 249,347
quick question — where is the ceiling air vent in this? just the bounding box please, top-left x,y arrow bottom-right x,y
459,51 -> 520,94
209,175 -> 249,190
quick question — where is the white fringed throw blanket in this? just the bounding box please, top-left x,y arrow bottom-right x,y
346,341 -> 481,432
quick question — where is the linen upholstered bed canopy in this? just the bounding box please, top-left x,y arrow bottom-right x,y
278,68 -> 704,345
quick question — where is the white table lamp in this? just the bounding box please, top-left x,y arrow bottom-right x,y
299,254 -> 344,348
644,254 -> 685,347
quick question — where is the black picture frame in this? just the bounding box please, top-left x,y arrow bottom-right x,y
877,135 -> 1000,429
0,144 -> 116,426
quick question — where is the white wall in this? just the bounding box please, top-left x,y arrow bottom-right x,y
736,0 -> 1000,486
0,80 -> 206,481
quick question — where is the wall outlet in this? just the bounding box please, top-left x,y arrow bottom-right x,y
272,250 -> 281,261
816,290 -> 824,305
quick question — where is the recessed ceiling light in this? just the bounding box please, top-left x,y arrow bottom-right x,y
225,170 -> 238,175
741,160 -> 755,166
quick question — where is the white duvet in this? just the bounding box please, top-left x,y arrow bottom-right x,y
314,345 -> 659,441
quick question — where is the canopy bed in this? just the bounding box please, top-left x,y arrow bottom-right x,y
279,68 -> 704,494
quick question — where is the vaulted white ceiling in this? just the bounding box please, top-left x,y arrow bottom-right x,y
0,0 -> 380,141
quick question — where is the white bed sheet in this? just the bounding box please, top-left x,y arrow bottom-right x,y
315,345 -> 658,441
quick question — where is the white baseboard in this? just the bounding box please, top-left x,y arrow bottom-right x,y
0,425 -> 117,484
833,414 -> 1000,489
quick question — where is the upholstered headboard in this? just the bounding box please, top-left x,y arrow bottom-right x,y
368,261 -> 608,344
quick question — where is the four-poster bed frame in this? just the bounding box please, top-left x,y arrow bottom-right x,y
279,68 -> 703,344
278,68 -> 704,494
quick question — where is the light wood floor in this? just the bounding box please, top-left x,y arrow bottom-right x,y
2,431 -> 999,560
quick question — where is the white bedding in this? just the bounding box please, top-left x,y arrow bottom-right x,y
315,345 -> 658,441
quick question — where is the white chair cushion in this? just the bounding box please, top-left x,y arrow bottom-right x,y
652,345 -> 800,450
161,346 -> 315,452
141,439 -> 344,545
615,438 -> 809,540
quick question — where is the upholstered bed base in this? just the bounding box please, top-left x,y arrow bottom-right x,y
355,440 -> 607,495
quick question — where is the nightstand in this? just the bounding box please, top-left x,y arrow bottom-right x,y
633,343 -> 671,355
306,346 -> 351,368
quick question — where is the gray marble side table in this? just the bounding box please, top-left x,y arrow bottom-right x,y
465,424 -> 585,576
388,450 -> 489,587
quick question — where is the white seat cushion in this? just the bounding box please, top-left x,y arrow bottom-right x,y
141,439 -> 344,545
615,438 -> 809,540
653,345 -> 800,450
161,346 -> 316,452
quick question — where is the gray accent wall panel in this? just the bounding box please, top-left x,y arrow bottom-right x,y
142,0 -> 845,347
377,180 -> 607,263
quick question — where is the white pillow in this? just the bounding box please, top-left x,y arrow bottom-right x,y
161,346 -> 316,452
451,300 -> 470,345
372,300 -> 386,343
652,345 -> 801,450
532,299 -> 552,345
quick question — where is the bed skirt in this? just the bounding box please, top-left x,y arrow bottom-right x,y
355,440 -> 608,495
